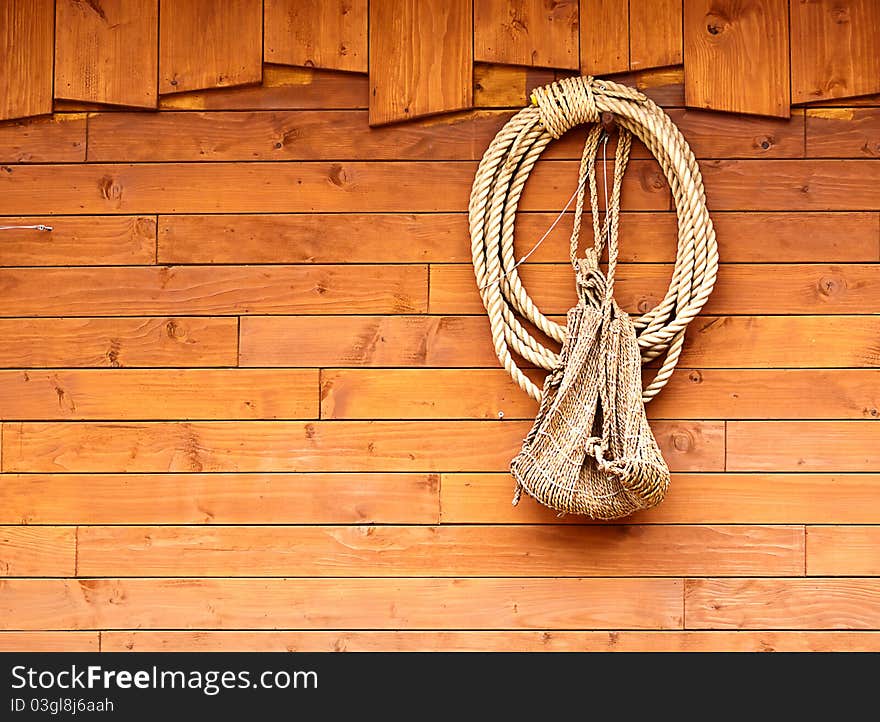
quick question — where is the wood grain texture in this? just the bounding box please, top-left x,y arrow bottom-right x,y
0,0 -> 54,120
442,473 -> 880,524
474,0 -> 579,70
0,527 -> 75,576
102,630 -> 880,652
1,420 -> 723,473
264,0 -> 367,73
629,0 -> 683,70
158,212 -> 880,264
369,0 -> 473,125
806,107 -> 880,157
87,110 -> 503,161
0,114 -> 86,162
429,263 -> 880,315
0,578 -> 684,631
728,422 -> 880,471
0,317 -> 237,368
0,216 -> 155,266
807,527 -> 880,576
321,369 -> 880,420
76,525 -> 805,577
790,0 -> 880,104
159,65 -> 369,110
579,0 -> 629,75
0,633 -> 99,652
0,369 -> 319,420
54,0 -> 158,108
473,63 -> 555,107
684,0 -> 790,117
159,0 -> 262,94
0,265 -> 427,316
0,473 -> 439,525
5,160 -> 880,214
686,578 -> 880,629
241,315 -> 880,368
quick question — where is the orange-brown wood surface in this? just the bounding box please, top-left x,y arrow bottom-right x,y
264,0 -> 367,73
159,0 -> 263,94
474,0 -> 579,70
54,0 -> 158,108
684,0 -> 790,117
0,0 -> 54,121
1,6 -> 880,653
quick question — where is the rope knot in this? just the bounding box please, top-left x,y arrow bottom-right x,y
532,76 -> 601,139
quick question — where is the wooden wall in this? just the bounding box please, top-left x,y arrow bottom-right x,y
1,34 -> 880,651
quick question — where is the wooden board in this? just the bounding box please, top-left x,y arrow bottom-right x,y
102,630 -> 880,652
579,0 -> 629,75
0,369 -> 319,420
0,114 -> 86,163
441,473 -> 880,525
320,369 -> 880,421
684,0 -> 790,117
0,0 -> 54,120
0,527 -> 75,576
0,317 -> 237,368
629,0 -> 683,70
157,212 -> 880,264
0,633 -> 99,652
0,578 -> 684,630
806,107 -> 880,157
0,473 -> 439,525
790,0 -> 880,104
0,265 -> 428,316
75,525 -> 805,577
686,579 -> 880,629
264,0 -> 367,73
0,216 -> 155,266
807,527 -> 880,576
474,0 -> 579,70
54,0 -> 158,108
1,420 -> 724,473
473,63 -> 555,107
159,0 -> 262,94
369,0 -> 473,125
728,421 -> 880,471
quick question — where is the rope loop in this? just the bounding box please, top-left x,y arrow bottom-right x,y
469,77 -> 719,402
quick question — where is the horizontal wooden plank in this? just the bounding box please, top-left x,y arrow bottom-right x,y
0,265 -> 427,316
158,212 -> 880,264
3,160 -> 880,214
472,63 -> 555,108
87,110 -> 503,162
442,473 -> 880,524
0,216 -> 155,265
0,633 -> 99,651
0,473 -> 438,525
76,525 -> 804,578
321,369 -> 880,420
806,107 -> 880,158
0,578 -> 684,631
609,67 -> 686,107
429,263 -> 880,315
0,114 -> 86,162
0,317 -> 237,368
728,421 -> 880,472
159,65 -> 369,110
100,629 -> 880,652
807,526 -> 880,576
685,579 -> 880,629
1,420 -> 722,473
241,315 -> 880,368
0,527 -> 75,576
0,369 -> 318,420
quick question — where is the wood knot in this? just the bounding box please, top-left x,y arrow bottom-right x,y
671,430 -> 694,452
817,274 -> 846,298
756,136 -> 774,151
328,163 -> 347,187
165,319 -> 184,339
705,13 -> 728,35
98,175 -> 123,201
688,370 -> 703,384
865,407 -> 879,418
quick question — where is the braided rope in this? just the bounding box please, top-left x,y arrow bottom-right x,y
469,76 -> 719,402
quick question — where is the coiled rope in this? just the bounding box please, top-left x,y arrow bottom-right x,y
469,76 -> 718,402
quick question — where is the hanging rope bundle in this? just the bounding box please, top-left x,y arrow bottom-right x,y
469,76 -> 718,518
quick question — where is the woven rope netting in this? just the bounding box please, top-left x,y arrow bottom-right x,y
469,76 -> 719,403
468,76 -> 718,518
